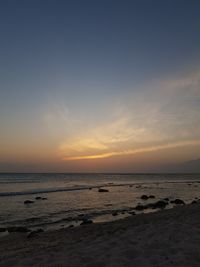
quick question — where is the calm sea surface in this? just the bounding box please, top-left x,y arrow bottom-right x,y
0,173 -> 199,231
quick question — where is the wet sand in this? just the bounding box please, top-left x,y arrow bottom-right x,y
0,203 -> 200,267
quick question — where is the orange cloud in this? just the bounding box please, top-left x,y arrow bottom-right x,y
63,139 -> 200,160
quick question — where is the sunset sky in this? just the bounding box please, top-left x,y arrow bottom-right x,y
0,0 -> 200,172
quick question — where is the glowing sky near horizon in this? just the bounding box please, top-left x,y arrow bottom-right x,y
0,0 -> 200,172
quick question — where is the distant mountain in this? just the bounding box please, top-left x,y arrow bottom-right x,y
167,159 -> 200,173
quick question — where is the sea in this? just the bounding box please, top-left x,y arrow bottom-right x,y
0,173 -> 199,231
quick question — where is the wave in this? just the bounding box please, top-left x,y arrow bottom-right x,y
0,185 -> 93,197
0,180 -> 199,197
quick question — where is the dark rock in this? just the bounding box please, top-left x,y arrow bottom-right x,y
42,197 -> 47,200
89,188 -> 92,190
7,226 -> 30,233
170,199 -> 185,205
141,195 -> 148,200
135,199 -> 169,211
191,200 -> 197,204
148,200 -> 168,209
81,215 -> 90,221
154,200 -> 168,209
24,200 -> 34,204
134,204 -> 145,211
163,198 -> 169,202
129,185 -> 133,187
112,211 -> 118,216
98,188 -> 109,192
68,224 -> 74,228
35,196 -> 42,200
0,228 -> 6,232
149,195 -> 155,199
80,219 -> 93,225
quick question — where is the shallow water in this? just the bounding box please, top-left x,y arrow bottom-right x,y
0,173 -> 199,231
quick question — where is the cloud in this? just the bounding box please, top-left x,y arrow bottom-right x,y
57,69 -> 200,161
63,139 -> 200,160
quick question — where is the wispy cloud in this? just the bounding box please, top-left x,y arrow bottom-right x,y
63,140 -> 200,160
57,70 -> 200,161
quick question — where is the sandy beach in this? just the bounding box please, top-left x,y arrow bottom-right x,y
0,203 -> 199,267
1,0 -> 200,266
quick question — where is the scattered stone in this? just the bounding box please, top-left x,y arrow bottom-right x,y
163,198 -> 169,202
134,204 -> 145,211
147,200 -> 168,209
135,200 -> 168,210
149,195 -> 155,199
7,226 -> 30,233
140,194 -> 155,200
170,199 -> 185,205
82,215 -> 89,221
98,188 -> 109,192
24,200 -> 34,204
141,195 -> 148,200
153,200 -> 168,209
35,196 -> 42,200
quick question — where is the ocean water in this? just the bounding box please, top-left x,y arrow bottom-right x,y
0,173 -> 199,231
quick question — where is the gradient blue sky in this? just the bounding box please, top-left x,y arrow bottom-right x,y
0,0 -> 200,172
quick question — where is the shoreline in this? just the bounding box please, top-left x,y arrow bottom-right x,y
0,203 -> 200,266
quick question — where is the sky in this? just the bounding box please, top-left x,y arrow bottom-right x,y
0,0 -> 200,172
